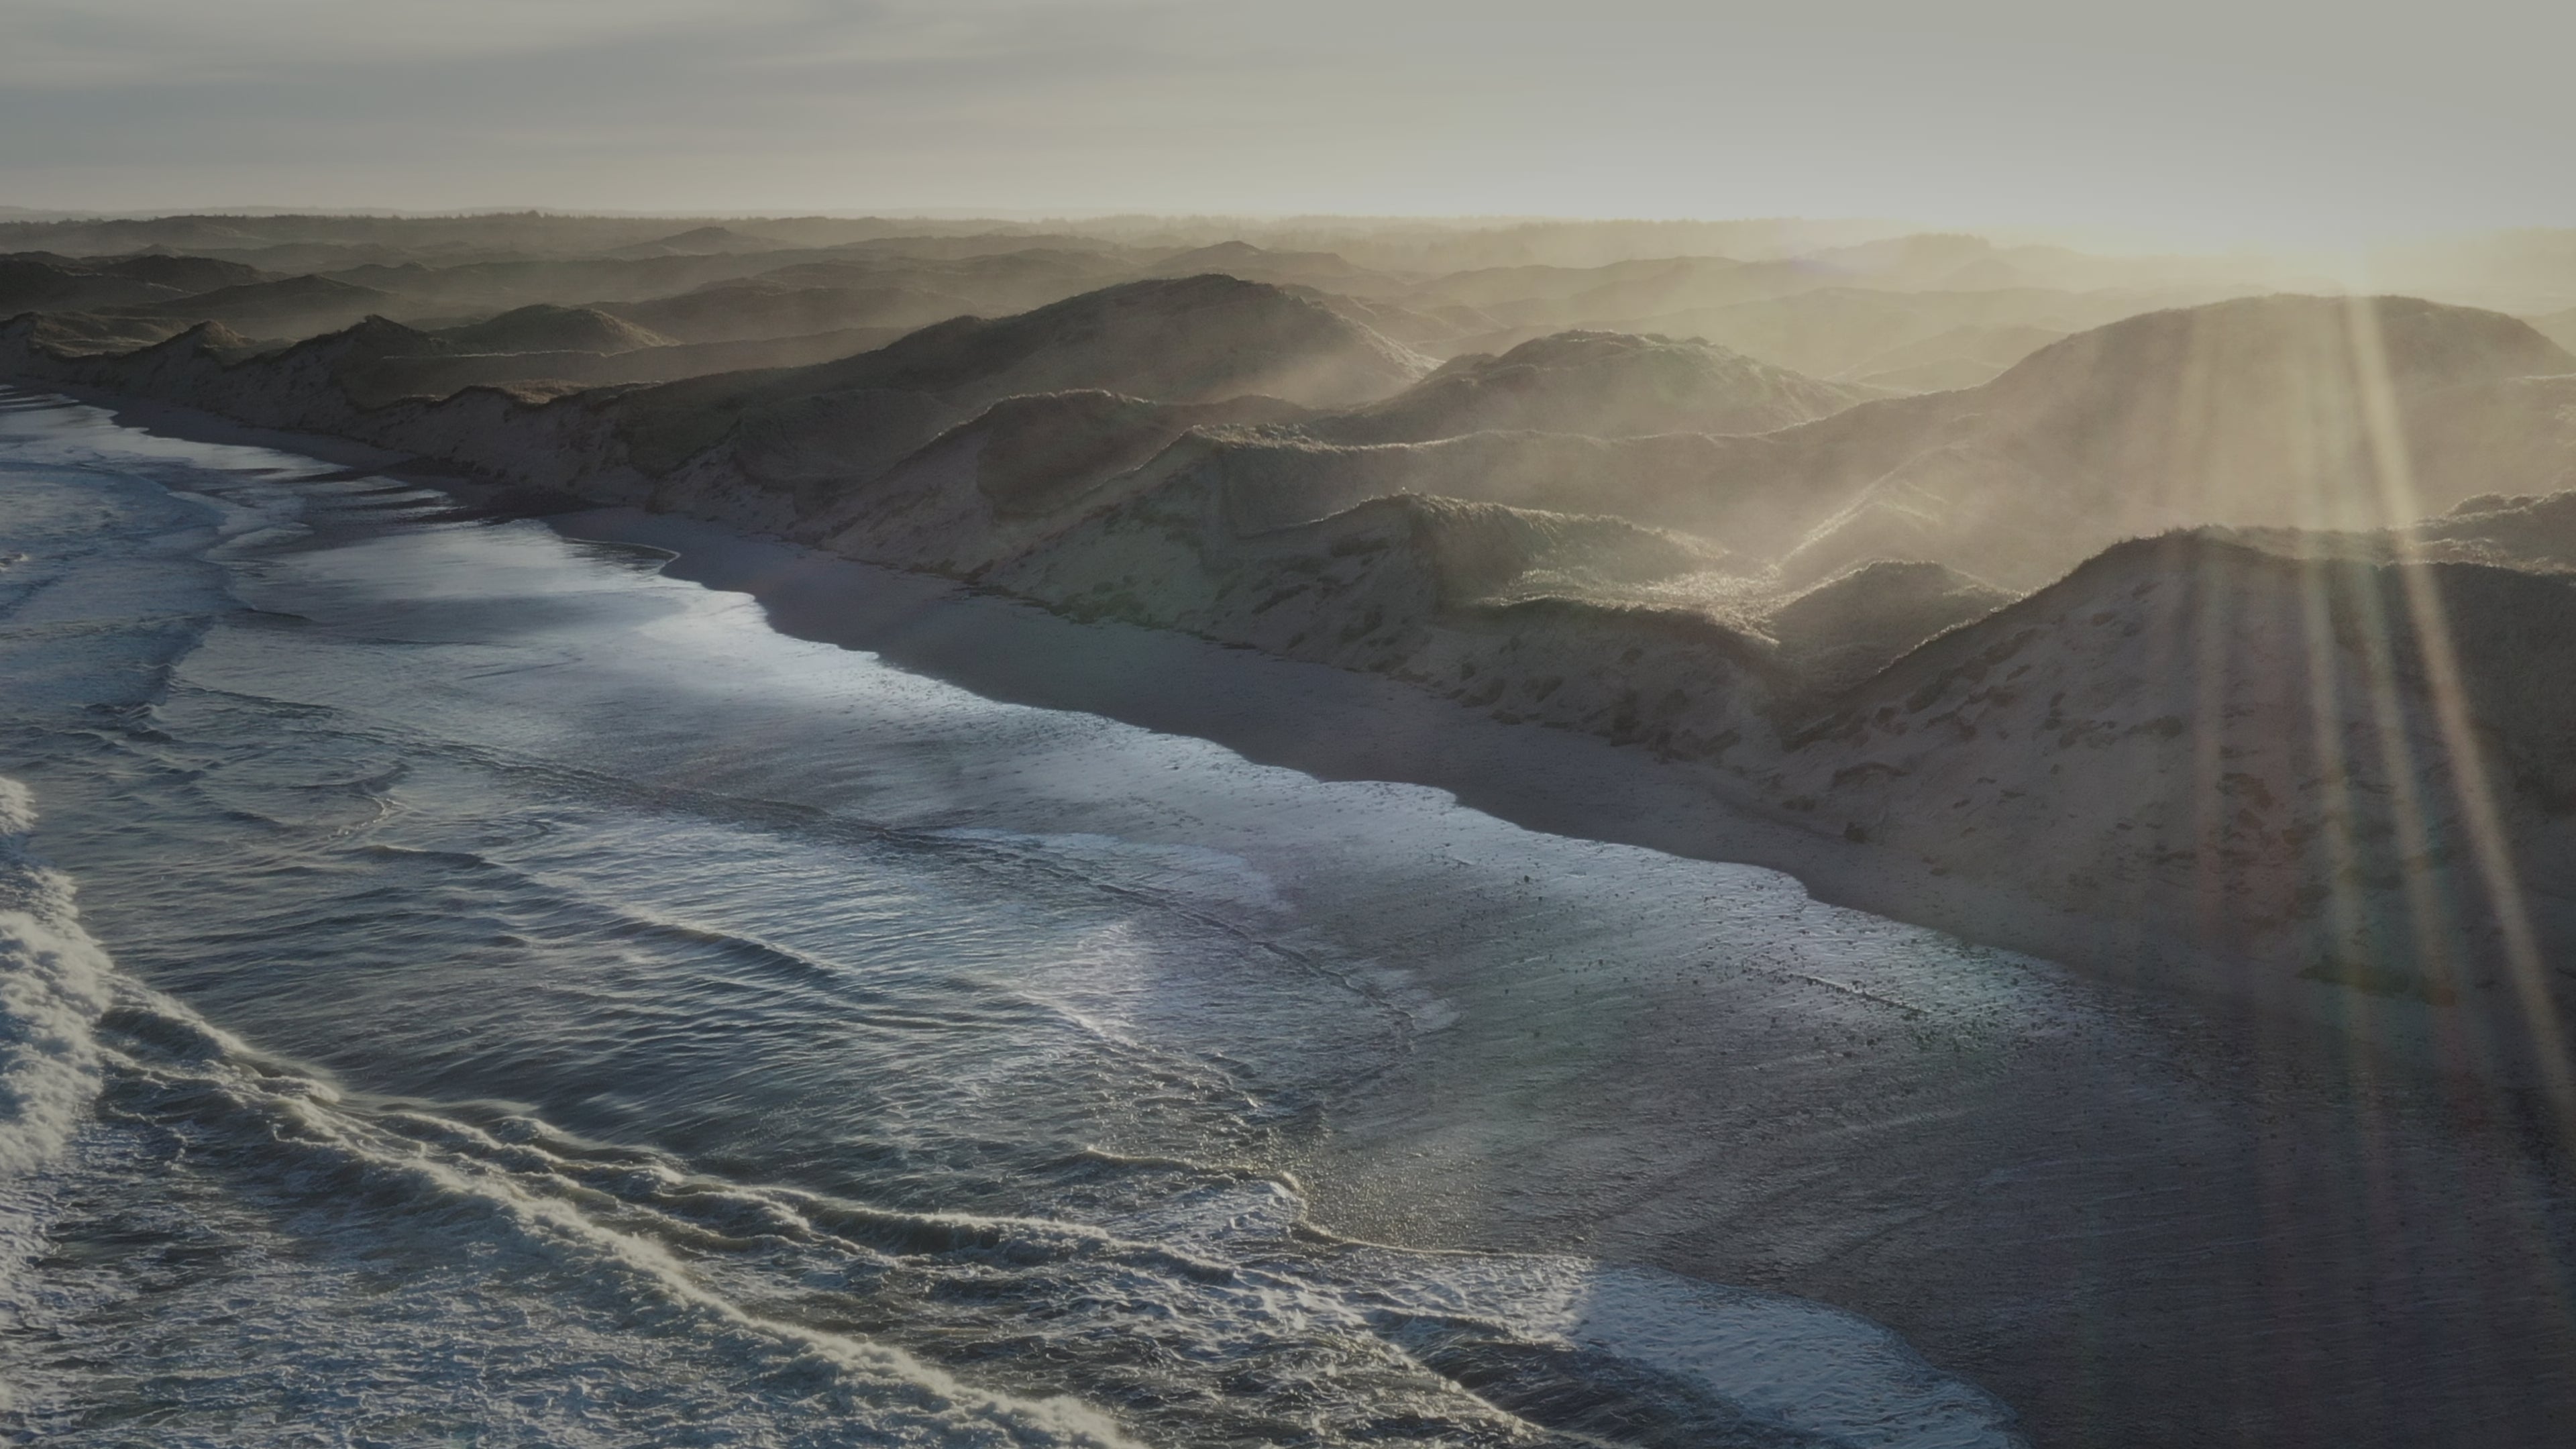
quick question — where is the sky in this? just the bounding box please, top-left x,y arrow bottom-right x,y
2,0 -> 2570,246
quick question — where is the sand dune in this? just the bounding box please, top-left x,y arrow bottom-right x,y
1146,240 -> 1402,294
1706,294 -> 2576,586
1310,330 -> 1865,442
601,274 -> 1428,477
6,311 -> 197,356
609,224 -> 792,258
2530,305 -> 2576,354
0,254 -> 191,315
601,279 -> 975,344
800,388 -> 1312,572
1766,531 -> 2576,1055
83,252 -> 270,294
431,303 -> 674,354
303,246 -> 1124,325
348,325 -> 915,406
107,273 -> 398,338
1764,560 -> 2013,691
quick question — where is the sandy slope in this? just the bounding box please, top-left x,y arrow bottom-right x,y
1312,330 -> 1866,442
2534,305 -> 2576,354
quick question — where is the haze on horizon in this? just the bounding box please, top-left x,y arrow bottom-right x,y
4,0 -> 2573,249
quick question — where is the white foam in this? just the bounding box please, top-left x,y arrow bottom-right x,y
0,776 -> 117,1392
1358,1249 -> 2027,1448
35,994 -> 1150,1448
0,777 -> 112,1176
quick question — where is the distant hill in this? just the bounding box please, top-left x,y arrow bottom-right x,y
269,315 -> 913,408
2,254 -> 429,343
612,225 -> 790,258
1792,232 -> 2304,295
1312,330 -> 1865,443
1436,284 -> 2260,382
1693,294 -> 2576,586
435,304 -> 673,354
1665,287 -> 2095,377
752,250 -> 1132,314
605,280 -> 975,344
1145,241 -> 1399,294
1031,294 -> 2576,635
91,252 -> 269,294
609,274 -> 1432,475
105,273 -> 397,337
1280,286 -> 1471,350
0,254 -> 186,315
1407,256 -> 1798,331
321,256 -> 786,312
307,246 -> 1123,322
0,215 -> 268,255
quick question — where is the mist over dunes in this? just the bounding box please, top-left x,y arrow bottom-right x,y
1684,294 -> 2576,588
1311,331 -> 1864,443
10,207 -> 2576,1112
435,303 -> 673,355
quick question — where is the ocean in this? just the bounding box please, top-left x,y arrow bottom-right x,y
0,385 -> 2025,1446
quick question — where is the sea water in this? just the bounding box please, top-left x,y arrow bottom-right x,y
0,387 -> 2023,1447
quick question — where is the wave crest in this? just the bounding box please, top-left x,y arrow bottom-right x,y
0,774 -> 119,1399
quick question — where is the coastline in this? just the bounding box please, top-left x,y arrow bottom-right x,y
17,382 -> 2242,1009
10,333 -> 2562,1109
21,380 -> 2576,1447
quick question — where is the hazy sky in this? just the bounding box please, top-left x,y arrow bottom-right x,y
3,0 -> 2569,244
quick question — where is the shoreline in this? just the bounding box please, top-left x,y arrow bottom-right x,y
11,380 -> 2246,1018
18,380 -> 2576,1446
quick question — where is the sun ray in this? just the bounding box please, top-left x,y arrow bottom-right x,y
2341,294 -> 2576,1139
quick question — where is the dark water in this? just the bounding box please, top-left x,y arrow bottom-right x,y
0,388 -> 2023,1446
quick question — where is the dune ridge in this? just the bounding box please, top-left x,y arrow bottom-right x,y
9,237 -> 2576,1097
